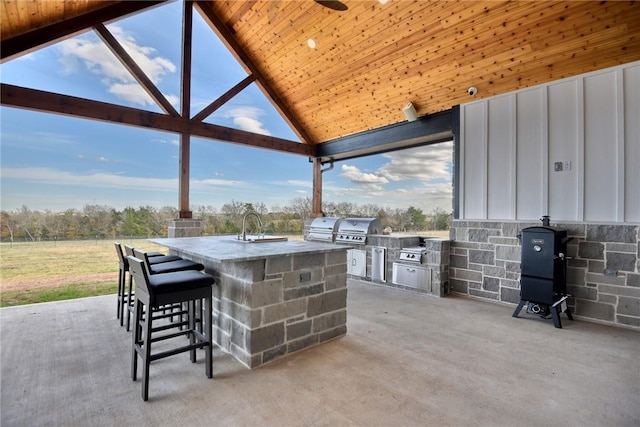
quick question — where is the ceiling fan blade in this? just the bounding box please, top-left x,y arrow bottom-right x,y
314,0 -> 349,12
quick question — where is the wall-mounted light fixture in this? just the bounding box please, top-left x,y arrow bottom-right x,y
403,102 -> 418,122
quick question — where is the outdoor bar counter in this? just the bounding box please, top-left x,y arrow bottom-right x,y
149,236 -> 349,368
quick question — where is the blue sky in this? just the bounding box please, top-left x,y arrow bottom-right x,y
0,1 -> 453,214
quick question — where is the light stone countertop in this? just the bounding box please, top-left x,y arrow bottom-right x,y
149,236 -> 348,263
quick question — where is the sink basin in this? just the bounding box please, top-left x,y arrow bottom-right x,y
230,235 -> 288,243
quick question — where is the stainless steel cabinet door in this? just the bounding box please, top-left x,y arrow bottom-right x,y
371,246 -> 386,282
392,263 -> 431,290
347,249 -> 366,277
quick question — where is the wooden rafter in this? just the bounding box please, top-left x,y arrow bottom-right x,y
193,0 -> 314,144
192,74 -> 256,122
93,23 -> 179,117
0,83 -> 314,157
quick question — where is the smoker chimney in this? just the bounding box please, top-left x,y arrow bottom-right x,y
541,215 -> 550,227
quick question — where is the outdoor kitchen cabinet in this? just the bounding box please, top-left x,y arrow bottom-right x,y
392,263 -> 431,291
346,248 -> 366,277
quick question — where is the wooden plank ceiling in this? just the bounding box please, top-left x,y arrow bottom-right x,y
2,0 -> 640,146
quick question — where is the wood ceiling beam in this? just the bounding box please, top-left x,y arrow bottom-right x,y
316,109 -> 455,163
93,23 -> 179,117
193,1 -> 315,145
0,1 -> 166,63
192,74 -> 256,122
0,83 -> 314,157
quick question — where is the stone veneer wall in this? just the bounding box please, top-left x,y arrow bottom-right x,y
167,219 -> 202,238
450,220 -> 640,329
207,250 -> 348,368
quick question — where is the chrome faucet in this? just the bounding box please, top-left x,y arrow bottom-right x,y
241,211 -> 263,241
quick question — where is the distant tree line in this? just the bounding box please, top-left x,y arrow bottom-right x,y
0,198 -> 451,242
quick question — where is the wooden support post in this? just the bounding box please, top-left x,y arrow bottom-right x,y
312,158 -> 322,218
179,1 -> 193,219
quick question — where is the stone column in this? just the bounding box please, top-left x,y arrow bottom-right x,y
167,218 -> 201,238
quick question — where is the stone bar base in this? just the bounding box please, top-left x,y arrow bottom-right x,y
450,220 -> 640,329
210,250 -> 348,368
167,219 -> 201,238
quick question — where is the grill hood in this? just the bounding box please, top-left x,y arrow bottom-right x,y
336,218 -> 382,245
308,217 -> 343,242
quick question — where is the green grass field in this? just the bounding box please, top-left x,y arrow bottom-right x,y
0,239 -> 166,307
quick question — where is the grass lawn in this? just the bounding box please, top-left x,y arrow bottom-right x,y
0,239 -> 165,307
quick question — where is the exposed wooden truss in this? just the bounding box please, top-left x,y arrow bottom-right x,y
0,83 -> 314,156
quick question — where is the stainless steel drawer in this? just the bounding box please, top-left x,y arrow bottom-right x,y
392,263 -> 431,291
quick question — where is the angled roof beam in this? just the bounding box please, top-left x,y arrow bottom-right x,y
192,75 -> 256,122
0,83 -> 314,157
193,1 -> 314,144
93,23 -> 179,117
1,1 -> 166,63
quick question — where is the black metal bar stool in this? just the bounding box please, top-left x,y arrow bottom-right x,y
127,256 -> 214,401
120,247 -> 204,331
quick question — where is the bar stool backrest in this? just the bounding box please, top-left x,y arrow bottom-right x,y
123,244 -> 135,258
114,242 -> 128,269
131,248 -> 156,275
127,255 -> 151,297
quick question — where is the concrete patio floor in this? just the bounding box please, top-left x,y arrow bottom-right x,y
2,279 -> 639,426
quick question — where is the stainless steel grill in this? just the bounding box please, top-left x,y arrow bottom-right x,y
398,246 -> 427,264
335,218 -> 382,245
307,217 -> 343,242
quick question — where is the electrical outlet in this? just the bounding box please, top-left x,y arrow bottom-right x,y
554,162 -> 563,172
564,161 -> 572,171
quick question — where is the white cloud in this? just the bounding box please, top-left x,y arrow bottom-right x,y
0,167 -> 245,192
108,82 -> 151,105
221,106 -> 272,136
57,25 -> 177,107
340,164 -> 389,185
378,142 -> 453,182
233,116 -> 271,135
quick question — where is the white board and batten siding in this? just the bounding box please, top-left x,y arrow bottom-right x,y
460,61 -> 640,223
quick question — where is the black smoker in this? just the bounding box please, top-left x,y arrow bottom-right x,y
512,216 -> 574,328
